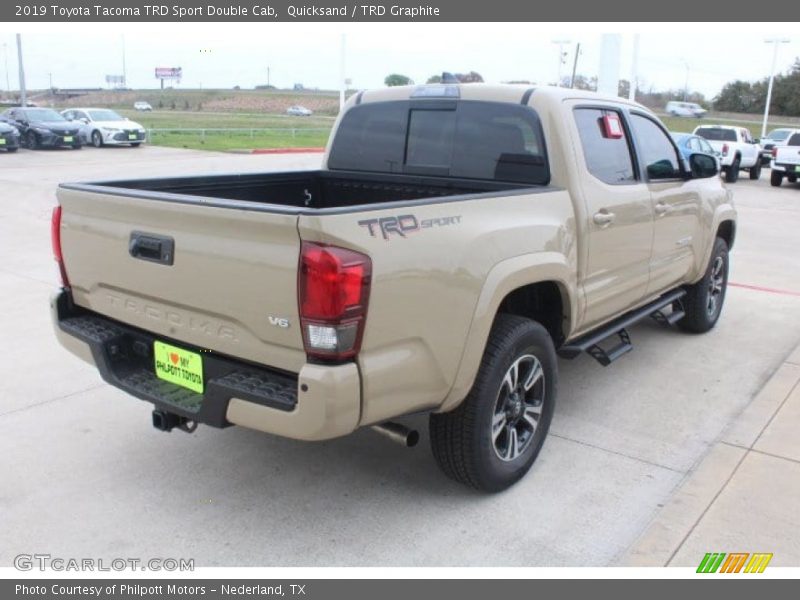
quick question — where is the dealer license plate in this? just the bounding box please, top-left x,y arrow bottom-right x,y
129,134 -> 138,140
0,138 -> 5,145
154,341 -> 204,393
795,166 -> 800,174
63,136 -> 73,143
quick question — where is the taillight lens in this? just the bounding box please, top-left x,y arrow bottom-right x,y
772,147 -> 778,158
721,143 -> 729,157
51,205 -> 70,287
298,242 -> 371,361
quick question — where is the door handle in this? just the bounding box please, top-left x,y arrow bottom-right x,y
129,232 -> 174,265
654,202 -> 671,216
593,211 -> 615,225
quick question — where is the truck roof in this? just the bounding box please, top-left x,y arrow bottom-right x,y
351,83 -> 648,111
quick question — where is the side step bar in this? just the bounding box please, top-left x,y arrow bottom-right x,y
558,289 -> 686,366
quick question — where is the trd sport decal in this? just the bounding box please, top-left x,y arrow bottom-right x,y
358,214 -> 462,240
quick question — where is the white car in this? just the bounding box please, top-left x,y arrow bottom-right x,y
769,130 -> 800,187
286,105 -> 312,116
61,108 -> 146,147
133,101 -> 153,112
760,128 -> 795,166
666,101 -> 707,118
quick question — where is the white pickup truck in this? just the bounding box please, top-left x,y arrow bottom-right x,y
770,130 -> 800,187
693,125 -> 763,183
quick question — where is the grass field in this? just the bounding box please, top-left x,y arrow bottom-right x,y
146,128 -> 331,152
659,115 -> 798,137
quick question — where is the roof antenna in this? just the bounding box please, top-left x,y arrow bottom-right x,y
441,72 -> 459,84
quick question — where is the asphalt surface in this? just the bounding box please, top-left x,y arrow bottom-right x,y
1,145 -> 799,567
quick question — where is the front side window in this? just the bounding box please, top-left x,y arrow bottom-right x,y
630,114 -> 682,180
574,108 -> 636,185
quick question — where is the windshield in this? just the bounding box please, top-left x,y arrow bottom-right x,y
767,129 -> 792,141
88,109 -> 123,121
22,108 -> 66,122
695,128 -> 736,142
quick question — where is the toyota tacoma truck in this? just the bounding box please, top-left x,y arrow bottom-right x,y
693,124 -> 762,183
770,130 -> 800,187
51,85 -> 736,492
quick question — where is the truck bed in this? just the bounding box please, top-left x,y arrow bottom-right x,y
60,170 -> 533,213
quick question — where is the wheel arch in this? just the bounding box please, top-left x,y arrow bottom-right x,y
438,253 -> 575,413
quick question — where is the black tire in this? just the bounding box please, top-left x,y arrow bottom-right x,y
131,142 -> 141,147
724,158 -> 740,183
789,175 -> 797,184
771,170 -> 783,187
91,130 -> 103,148
25,131 -> 38,150
677,237 -> 729,334
749,160 -> 762,180
429,314 -> 557,492
6,147 -> 18,153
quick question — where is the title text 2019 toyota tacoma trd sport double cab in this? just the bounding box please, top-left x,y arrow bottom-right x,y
52,85 -> 736,492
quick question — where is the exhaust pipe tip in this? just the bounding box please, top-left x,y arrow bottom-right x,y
371,422 -> 419,448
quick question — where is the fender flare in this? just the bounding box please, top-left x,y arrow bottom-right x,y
438,252 -> 575,412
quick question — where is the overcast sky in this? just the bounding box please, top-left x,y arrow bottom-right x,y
1,24 -> 797,99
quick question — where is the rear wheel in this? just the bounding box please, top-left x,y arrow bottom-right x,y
430,314 -> 557,492
91,130 -> 103,148
678,237 -> 729,334
749,160 -> 762,180
724,158 -> 740,183
771,170 -> 783,187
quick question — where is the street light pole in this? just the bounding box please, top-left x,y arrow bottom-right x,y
2,43 -> 9,93
762,38 -> 790,139
16,34 -> 26,106
682,59 -> 689,101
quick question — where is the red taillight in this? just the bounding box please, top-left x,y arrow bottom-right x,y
298,242 -> 371,361
721,143 -> 729,157
772,147 -> 778,158
51,205 -> 69,287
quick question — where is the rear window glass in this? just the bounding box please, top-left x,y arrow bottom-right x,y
574,108 -> 636,185
788,133 -> 800,146
328,100 -> 549,184
768,129 -> 792,141
695,128 -> 737,142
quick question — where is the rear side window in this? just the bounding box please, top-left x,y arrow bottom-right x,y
574,108 -> 636,185
788,133 -> 800,146
328,100 -> 549,184
695,128 -> 737,142
630,114 -> 682,180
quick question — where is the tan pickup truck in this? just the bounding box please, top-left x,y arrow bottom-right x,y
51,84 -> 736,492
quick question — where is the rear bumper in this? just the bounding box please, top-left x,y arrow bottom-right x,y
774,162 -> 800,174
51,290 -> 361,440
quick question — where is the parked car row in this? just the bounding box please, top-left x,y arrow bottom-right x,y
0,107 -> 146,150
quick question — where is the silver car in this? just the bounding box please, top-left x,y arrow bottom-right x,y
286,105 -> 313,116
61,108 -> 146,147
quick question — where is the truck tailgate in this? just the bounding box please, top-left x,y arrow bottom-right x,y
776,146 -> 800,168
57,186 -> 306,374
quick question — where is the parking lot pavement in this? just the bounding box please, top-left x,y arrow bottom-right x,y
1,146 -> 799,567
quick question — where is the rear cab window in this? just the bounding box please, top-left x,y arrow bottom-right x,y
787,133 -> 800,146
328,100 -> 549,185
695,128 -> 737,142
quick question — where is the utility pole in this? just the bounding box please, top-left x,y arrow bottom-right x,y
267,66 -> 270,87
16,34 -> 26,106
682,59 -> 689,101
629,34 -> 639,101
121,35 -> 127,88
569,42 -> 581,89
48,72 -> 53,90
552,39 -> 570,86
339,34 -> 346,112
762,38 -> 790,139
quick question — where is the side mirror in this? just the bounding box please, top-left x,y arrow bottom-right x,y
80,118 -> 89,124
689,153 -> 719,179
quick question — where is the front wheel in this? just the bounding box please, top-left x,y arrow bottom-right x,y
771,170 -> 783,187
429,315 -> 557,492
25,131 -> 38,149
749,160 -> 762,180
91,130 -> 103,148
130,142 -> 141,147
678,237 -> 729,334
